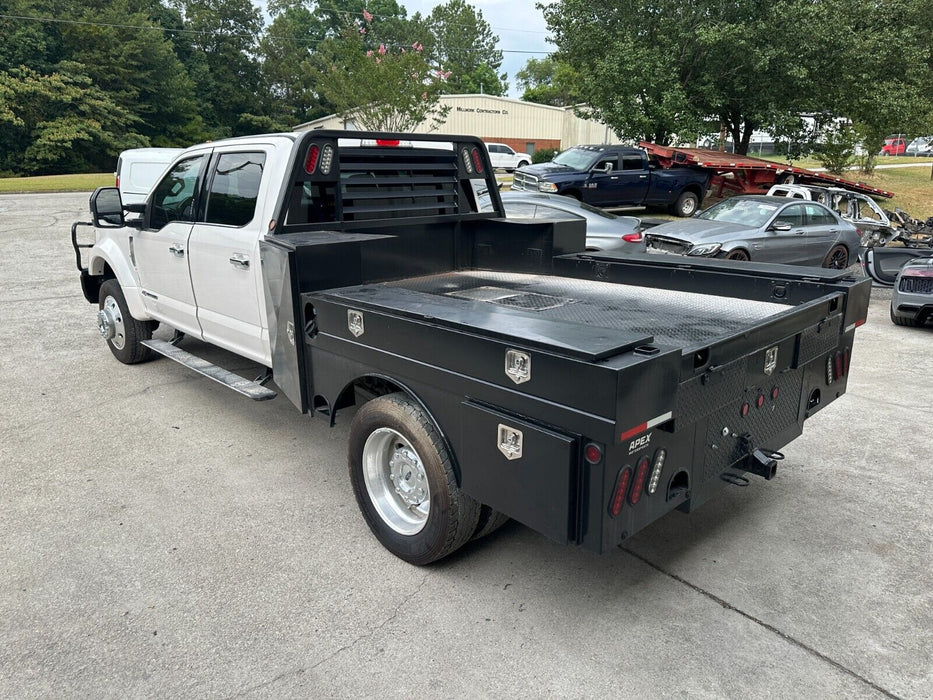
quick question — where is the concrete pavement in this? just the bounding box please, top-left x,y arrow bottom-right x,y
0,193 -> 930,698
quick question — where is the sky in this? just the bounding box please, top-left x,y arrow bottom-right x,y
402,0 -> 554,96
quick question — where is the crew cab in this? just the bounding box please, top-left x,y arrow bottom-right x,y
511,145 -> 711,216
72,130 -> 870,565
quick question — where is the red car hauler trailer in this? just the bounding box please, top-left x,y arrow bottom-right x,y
640,142 -> 894,200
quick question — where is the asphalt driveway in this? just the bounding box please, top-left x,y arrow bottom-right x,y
0,193 -> 930,698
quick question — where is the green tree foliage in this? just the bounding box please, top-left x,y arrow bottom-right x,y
175,0 -> 265,137
0,64 -> 145,174
308,17 -> 449,132
516,57 -> 581,107
544,0 -> 933,154
420,0 -> 507,96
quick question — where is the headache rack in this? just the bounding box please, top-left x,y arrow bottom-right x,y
279,131 -> 500,231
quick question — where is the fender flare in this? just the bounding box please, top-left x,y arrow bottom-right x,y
88,239 -> 151,320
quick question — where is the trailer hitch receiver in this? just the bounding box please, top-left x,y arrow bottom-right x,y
738,434 -> 782,480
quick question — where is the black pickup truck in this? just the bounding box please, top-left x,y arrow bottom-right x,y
512,145 -> 711,216
74,130 -> 870,565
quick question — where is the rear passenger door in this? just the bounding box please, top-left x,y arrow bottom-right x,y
187,148 -> 271,366
801,203 -> 843,265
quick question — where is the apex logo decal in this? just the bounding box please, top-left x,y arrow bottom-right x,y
628,432 -> 652,455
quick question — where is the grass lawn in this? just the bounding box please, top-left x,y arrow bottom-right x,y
855,166 -> 933,218
0,173 -> 112,193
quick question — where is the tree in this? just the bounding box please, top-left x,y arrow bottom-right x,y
545,0 -> 933,154
175,0 -> 265,137
0,64 -> 145,174
516,57 -> 581,107
308,17 -> 450,132
421,0 -> 507,96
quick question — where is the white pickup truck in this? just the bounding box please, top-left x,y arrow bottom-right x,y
72,130 -> 870,564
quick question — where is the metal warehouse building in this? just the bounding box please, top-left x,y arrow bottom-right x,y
295,94 -> 621,155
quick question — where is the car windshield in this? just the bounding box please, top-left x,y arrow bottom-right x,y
698,198 -> 778,227
552,148 -> 599,170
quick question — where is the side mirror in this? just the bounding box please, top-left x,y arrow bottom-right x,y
771,221 -> 792,232
90,187 -> 125,228
593,162 -> 613,174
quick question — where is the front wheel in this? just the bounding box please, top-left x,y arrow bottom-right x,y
671,191 -> 699,217
348,393 -> 480,564
822,244 -> 849,269
724,248 -> 750,261
98,279 -> 153,364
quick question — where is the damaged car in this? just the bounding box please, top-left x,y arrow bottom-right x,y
645,195 -> 859,268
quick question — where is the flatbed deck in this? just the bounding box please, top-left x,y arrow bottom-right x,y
321,271 -> 791,360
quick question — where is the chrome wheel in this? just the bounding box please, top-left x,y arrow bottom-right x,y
98,295 -> 126,349
362,428 -> 430,535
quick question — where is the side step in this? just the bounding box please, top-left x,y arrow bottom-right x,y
142,339 -> 277,401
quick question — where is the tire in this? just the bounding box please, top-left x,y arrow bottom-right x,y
348,393 -> 480,565
779,173 -> 796,185
671,191 -> 699,217
471,505 -> 510,541
98,279 -> 153,364
890,306 -> 919,326
822,244 -> 849,269
725,248 -> 750,261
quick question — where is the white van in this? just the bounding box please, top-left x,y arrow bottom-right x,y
115,147 -> 183,205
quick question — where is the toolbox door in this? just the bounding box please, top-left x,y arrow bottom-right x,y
459,401 -> 579,544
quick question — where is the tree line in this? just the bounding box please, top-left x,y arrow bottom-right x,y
533,0 -> 933,160
0,0 -> 507,175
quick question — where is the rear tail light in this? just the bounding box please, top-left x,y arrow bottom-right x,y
647,449 -> 666,495
304,144 -> 320,174
584,442 -> 603,465
471,147 -> 483,174
375,139 -> 400,146
461,147 -> 474,174
319,144 -> 334,174
629,457 -> 650,505
622,231 -> 643,242
608,466 -> 632,517
115,175 -> 120,188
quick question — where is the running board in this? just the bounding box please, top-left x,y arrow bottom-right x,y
142,339 -> 277,401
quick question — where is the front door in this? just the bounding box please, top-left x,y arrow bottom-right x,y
188,149 -> 270,365
133,153 -> 208,337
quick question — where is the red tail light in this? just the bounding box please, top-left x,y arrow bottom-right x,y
375,139 -> 400,146
622,231 -> 643,243
584,442 -> 603,465
471,147 -> 483,173
304,144 -> 320,174
608,466 -> 632,517
629,457 -> 650,505
115,175 -> 120,188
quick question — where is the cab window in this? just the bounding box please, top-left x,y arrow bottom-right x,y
204,152 -> 266,227
622,155 -> 644,171
150,155 -> 206,229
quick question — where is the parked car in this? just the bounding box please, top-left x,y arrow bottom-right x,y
115,147 -> 183,205
879,135 -> 907,156
511,144 -> 710,216
766,183 -> 893,244
905,136 -> 933,157
478,191 -> 645,253
484,143 -> 531,172
644,195 -> 860,268
890,256 -> 933,326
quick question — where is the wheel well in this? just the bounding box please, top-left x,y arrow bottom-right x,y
681,185 -> 702,200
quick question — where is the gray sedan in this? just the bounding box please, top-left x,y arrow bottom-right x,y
644,195 -> 860,268
484,192 -> 646,253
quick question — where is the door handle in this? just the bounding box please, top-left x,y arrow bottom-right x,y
229,254 -> 250,269
639,174 -> 648,179
169,244 -> 185,257
610,176 -> 619,180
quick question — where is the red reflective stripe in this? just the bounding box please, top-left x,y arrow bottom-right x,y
620,423 -> 648,441
855,319 -> 867,328
375,139 -> 400,146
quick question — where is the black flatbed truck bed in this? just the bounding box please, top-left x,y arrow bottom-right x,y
75,128 -> 869,564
